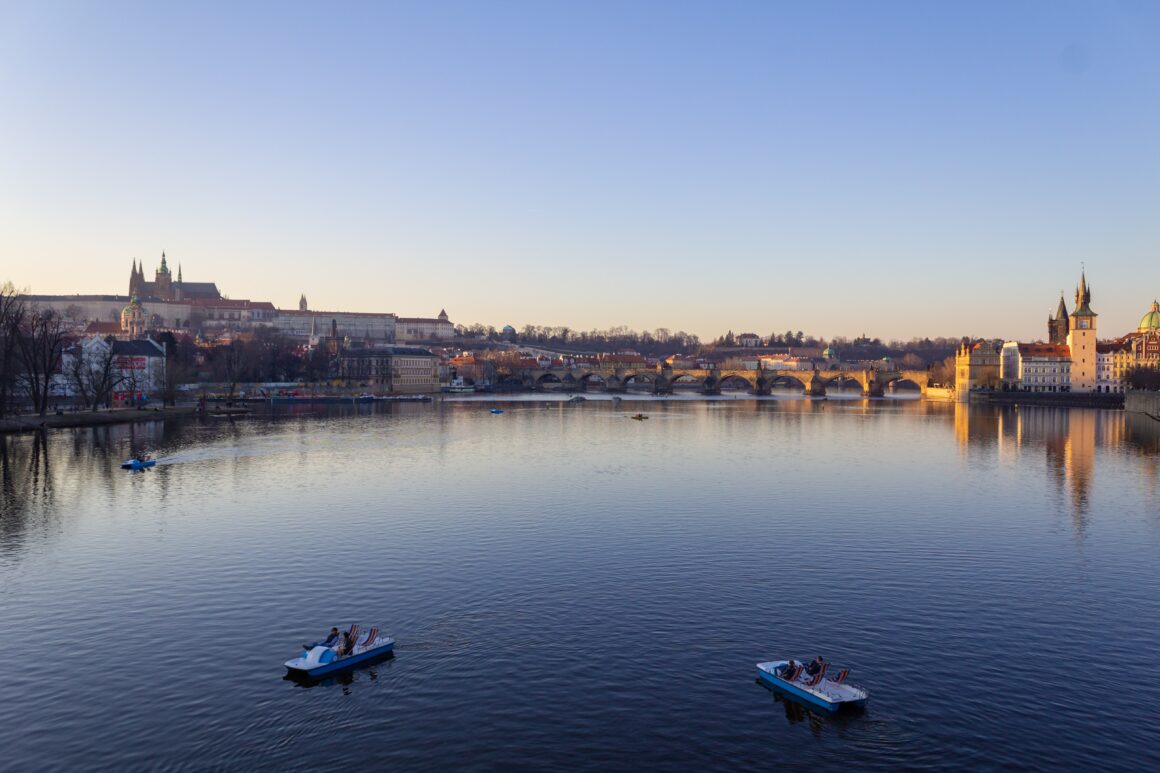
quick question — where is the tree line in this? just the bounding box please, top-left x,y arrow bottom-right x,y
1,283 -> 71,417
456,323 -> 702,356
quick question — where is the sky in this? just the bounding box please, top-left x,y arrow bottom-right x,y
1,0 -> 1158,343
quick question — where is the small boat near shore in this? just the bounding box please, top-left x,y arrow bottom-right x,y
121,457 -> 156,470
285,624 -> 394,678
756,660 -> 868,712
630,413 -> 648,420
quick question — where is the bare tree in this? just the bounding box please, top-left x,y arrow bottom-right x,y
0,282 -> 26,417
17,307 -> 69,417
67,338 -> 126,411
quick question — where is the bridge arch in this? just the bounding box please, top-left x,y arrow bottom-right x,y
718,374 -> 755,392
578,372 -> 606,391
669,373 -> 703,390
535,373 -> 564,390
821,374 -> 867,394
767,374 -> 808,393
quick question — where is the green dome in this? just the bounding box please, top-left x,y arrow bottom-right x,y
1139,301 -> 1160,332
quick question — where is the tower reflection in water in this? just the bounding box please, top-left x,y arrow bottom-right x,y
954,403 -> 1160,535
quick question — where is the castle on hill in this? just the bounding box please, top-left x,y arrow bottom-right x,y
127,252 -> 220,302
22,253 -> 454,344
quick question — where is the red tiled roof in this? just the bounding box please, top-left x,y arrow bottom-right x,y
1016,343 -> 1070,357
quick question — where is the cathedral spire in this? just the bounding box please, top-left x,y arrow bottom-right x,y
177,263 -> 182,283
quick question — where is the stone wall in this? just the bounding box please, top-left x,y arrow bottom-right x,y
1125,391 -> 1160,416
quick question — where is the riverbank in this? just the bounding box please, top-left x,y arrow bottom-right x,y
0,405 -> 198,434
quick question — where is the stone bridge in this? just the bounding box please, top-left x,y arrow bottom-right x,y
497,366 -> 931,397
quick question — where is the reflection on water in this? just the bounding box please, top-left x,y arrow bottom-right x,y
2,400 -> 1160,770
953,403 -> 1160,534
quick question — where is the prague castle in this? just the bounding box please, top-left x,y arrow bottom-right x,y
21,252 -> 454,344
957,270 -> 1160,398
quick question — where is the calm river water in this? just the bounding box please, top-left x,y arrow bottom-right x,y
2,397 -> 1159,771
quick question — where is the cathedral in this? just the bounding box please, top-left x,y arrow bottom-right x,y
128,252 -> 221,302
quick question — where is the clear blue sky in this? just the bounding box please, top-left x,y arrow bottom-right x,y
2,1 -> 1158,342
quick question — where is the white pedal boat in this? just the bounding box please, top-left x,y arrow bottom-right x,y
285,624 -> 394,677
756,659 -> 868,712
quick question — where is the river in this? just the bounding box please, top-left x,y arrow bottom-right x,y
1,397 -> 1158,770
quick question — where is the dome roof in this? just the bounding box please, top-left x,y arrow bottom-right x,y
121,296 -> 142,316
1139,301 -> 1160,332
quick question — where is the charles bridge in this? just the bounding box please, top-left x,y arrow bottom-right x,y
495,365 -> 931,396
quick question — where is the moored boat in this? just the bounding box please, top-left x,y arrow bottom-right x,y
443,378 -> 476,394
285,624 -> 394,678
756,659 -> 868,712
121,457 -> 156,470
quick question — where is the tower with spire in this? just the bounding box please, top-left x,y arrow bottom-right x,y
1048,293 -> 1069,344
154,251 -> 172,299
1066,269 -> 1098,392
129,258 -> 143,297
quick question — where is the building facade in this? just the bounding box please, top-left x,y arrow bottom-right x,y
336,346 -> 439,393
1001,343 -> 1072,392
395,310 -> 455,342
955,340 -> 1000,400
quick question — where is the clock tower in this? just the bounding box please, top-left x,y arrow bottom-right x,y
1066,270 -> 1097,392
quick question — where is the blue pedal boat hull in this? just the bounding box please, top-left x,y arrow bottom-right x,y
286,639 -> 395,678
756,661 -> 868,713
121,459 -> 156,470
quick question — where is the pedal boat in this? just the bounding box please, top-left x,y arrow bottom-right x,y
285,624 -> 395,678
756,660 -> 868,712
121,458 -> 156,470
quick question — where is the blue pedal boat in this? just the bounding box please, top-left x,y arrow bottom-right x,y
121,458 -> 156,471
756,660 -> 868,712
285,624 -> 394,678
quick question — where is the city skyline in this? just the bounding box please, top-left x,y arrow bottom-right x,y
2,1 -> 1159,340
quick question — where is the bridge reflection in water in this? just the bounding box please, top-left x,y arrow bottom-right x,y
502,365 -> 931,396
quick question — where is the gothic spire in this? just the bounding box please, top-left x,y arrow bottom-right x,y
177,263 -> 182,283
1073,268 -> 1096,317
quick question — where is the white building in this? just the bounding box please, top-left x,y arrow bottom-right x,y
396,310 -> 455,342
1001,342 -> 1072,392
57,336 -> 167,405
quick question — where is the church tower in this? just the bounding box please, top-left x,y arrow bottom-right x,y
299,294 -> 308,312
129,259 -> 143,296
1066,270 -> 1097,392
154,251 -> 172,300
1048,294 -> 1069,344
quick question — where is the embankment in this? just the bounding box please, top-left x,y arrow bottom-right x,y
0,406 -> 198,434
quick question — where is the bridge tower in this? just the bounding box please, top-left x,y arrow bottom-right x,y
1067,270 -> 1097,392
